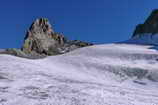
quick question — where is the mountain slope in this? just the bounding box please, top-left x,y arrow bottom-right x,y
0,43 -> 158,105
0,18 -> 93,59
130,9 -> 158,45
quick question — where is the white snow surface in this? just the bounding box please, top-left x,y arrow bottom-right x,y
126,34 -> 158,45
0,43 -> 158,105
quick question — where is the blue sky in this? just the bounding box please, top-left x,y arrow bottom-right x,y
0,0 -> 158,48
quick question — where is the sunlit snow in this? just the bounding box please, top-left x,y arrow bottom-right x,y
0,43 -> 158,105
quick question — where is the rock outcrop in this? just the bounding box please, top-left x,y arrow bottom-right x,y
132,9 -> 158,38
128,9 -> 158,45
22,18 -> 66,56
0,18 -> 93,59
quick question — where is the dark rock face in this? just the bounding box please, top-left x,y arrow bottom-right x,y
132,9 -> 158,38
0,18 -> 93,59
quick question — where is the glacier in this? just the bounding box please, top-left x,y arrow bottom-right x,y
126,34 -> 158,45
0,43 -> 158,105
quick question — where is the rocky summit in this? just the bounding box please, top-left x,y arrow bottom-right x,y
0,18 -> 93,59
132,9 -> 158,37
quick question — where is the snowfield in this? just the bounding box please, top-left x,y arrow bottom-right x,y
0,43 -> 158,105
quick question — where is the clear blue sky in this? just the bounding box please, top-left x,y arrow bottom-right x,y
0,0 -> 158,48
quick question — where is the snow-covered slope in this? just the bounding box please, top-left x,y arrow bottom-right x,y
0,43 -> 158,105
126,34 -> 158,45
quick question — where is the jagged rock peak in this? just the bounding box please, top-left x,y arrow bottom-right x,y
0,18 -> 93,59
25,18 -> 55,39
132,9 -> 158,37
19,18 -> 93,58
22,18 -> 67,55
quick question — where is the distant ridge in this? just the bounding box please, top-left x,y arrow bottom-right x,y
2,9 -> 158,58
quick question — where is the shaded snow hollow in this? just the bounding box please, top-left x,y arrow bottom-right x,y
0,43 -> 158,105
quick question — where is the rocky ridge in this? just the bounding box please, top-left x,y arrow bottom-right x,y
132,9 -> 158,38
0,18 -> 93,59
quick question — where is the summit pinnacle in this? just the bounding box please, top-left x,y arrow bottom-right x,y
22,18 -> 66,55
